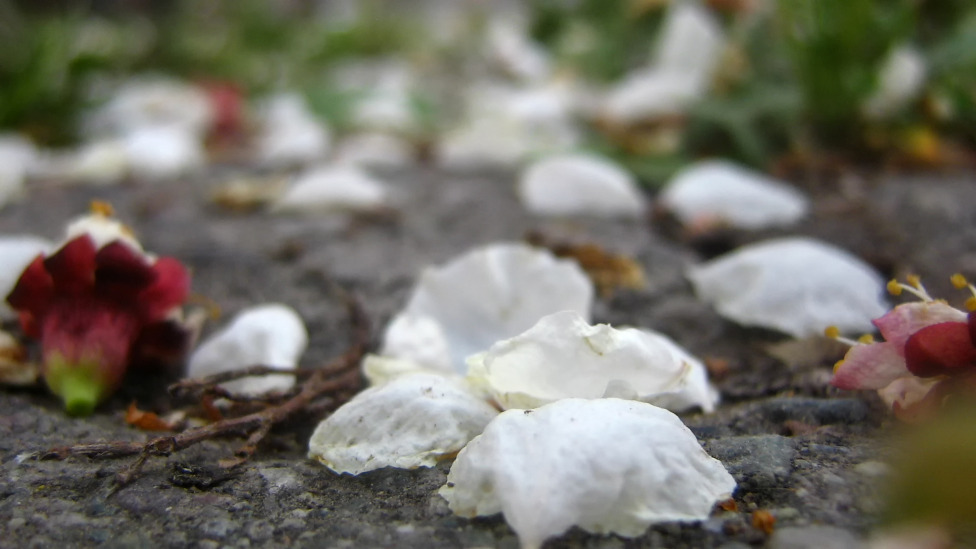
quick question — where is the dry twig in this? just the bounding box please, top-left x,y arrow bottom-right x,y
41,280 -> 369,484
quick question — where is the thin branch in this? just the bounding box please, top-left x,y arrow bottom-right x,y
42,279 -> 370,480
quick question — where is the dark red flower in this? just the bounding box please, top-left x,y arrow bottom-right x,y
904,313 -> 976,378
6,235 -> 191,415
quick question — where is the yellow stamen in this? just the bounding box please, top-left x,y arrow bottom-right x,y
887,279 -> 903,296
90,200 -> 114,218
824,325 -> 841,339
966,296 -> 976,312
951,273 -> 969,289
833,360 -> 844,373
857,334 -> 876,344
906,274 -> 922,288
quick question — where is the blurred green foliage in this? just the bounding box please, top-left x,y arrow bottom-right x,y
0,0 -> 974,170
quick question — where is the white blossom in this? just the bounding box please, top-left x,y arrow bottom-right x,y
517,153 -> 646,218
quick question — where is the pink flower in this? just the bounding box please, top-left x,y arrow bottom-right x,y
830,275 -> 976,417
6,234 -> 191,415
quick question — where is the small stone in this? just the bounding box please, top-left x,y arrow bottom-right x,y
768,525 -> 862,549
705,435 -> 795,491
7,517 -> 26,529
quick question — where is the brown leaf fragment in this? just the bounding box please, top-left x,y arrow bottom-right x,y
525,232 -> 646,298
718,498 -> 739,512
751,510 -> 776,535
126,402 -> 177,432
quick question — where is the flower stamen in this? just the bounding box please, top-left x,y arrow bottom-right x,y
950,273 -> 976,312
887,275 -> 932,301
824,325 -> 864,347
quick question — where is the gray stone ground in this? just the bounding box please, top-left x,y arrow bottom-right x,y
1,165 -> 975,548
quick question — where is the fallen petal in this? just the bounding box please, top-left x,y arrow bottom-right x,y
831,342 -> 909,390
389,243 -> 593,373
518,153 -> 646,218
440,398 -> 736,549
687,237 -> 888,338
466,311 -> 718,412
186,304 -> 307,396
308,373 -> 498,474
272,165 -> 388,213
659,160 -> 809,230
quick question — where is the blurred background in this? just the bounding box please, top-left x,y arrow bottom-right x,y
1,0 -> 975,185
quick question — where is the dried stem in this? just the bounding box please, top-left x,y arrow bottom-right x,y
42,280 -> 369,481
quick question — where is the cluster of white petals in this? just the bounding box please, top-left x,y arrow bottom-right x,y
466,311 -> 718,412
187,304 -> 308,396
308,373 -> 499,475
440,398 -> 736,549
659,160 -> 809,230
517,153 -> 646,218
688,237 -> 889,337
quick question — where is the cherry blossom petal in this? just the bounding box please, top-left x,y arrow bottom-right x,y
873,301 -> 967,355
138,257 -> 190,322
904,322 -> 976,378
831,342 -> 909,390
43,235 -> 97,295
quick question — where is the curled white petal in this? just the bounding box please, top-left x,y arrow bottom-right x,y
386,243 -> 593,374
332,132 -> 413,168
466,311 -> 717,412
688,237 -> 888,337
84,77 -> 214,138
309,373 -> 499,475
0,236 -> 53,318
659,160 -> 809,230
122,125 -> 204,180
440,398 -> 736,549
187,304 -> 308,395
272,165 -> 388,213
378,313 -> 453,375
518,153 -> 646,218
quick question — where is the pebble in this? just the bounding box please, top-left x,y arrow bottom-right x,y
768,525 -> 862,549
853,460 -> 891,478
705,435 -> 795,490
753,398 -> 871,426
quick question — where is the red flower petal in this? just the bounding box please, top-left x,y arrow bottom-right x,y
44,235 -> 97,295
6,255 -> 54,318
873,301 -> 968,357
970,311 -> 976,346
94,241 -> 155,299
138,257 -> 190,322
831,341 -> 909,390
905,321 -> 976,377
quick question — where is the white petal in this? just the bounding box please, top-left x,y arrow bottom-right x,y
687,237 -> 889,337
485,17 -> 551,83
84,77 -> 214,138
255,93 -> 331,166
63,212 -> 144,254
466,311 -> 718,412
393,243 -> 593,374
863,45 -> 927,120
187,304 -> 308,395
272,165 -> 388,213
0,236 -> 52,318
0,134 -> 36,206
308,373 -> 499,475
518,153 -> 646,218
602,2 -> 723,123
440,398 -> 736,549
331,132 -> 413,168
122,125 -> 204,180
45,140 -> 130,185
659,160 -> 810,230
378,313 -> 453,374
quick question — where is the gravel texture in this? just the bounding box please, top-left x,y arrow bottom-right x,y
1,165 -> 972,548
